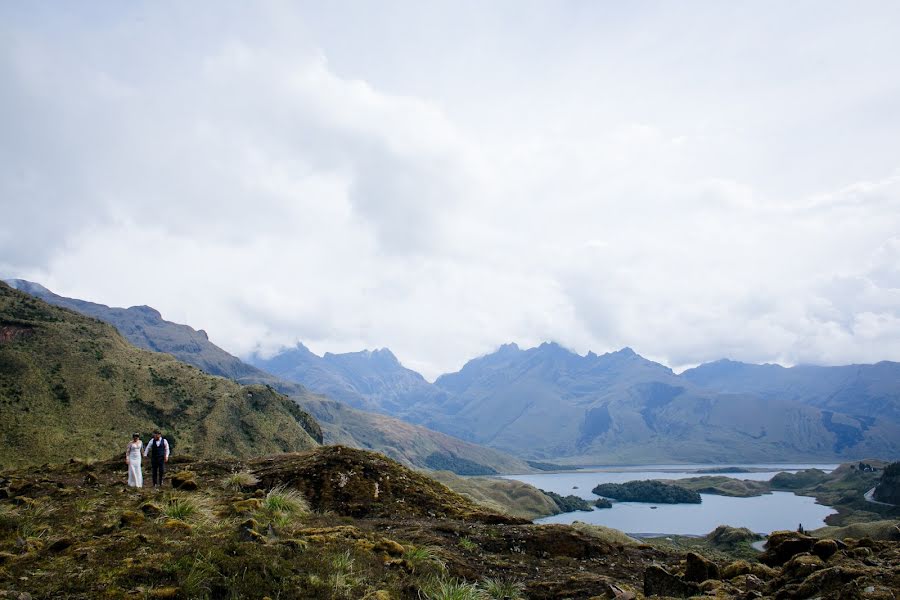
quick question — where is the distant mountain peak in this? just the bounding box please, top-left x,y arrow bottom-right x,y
4,279 -> 52,295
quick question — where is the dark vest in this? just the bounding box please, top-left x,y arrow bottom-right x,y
149,438 -> 166,461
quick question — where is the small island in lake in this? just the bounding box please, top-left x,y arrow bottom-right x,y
542,489 -> 594,512
592,480 -> 702,504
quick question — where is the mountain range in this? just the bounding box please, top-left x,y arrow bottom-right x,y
252,334 -> 900,464
4,280 -> 528,474
9,279 -> 900,465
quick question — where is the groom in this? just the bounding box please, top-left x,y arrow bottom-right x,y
143,429 -> 170,487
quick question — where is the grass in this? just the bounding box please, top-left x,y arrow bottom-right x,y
403,545 -> 447,575
221,470 -> 259,491
161,494 -> 209,522
479,577 -> 525,599
419,576 -> 484,600
263,485 -> 309,515
458,536 -> 478,552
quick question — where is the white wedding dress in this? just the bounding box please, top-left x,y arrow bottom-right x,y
127,442 -> 143,487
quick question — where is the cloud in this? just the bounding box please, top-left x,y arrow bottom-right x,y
2,2 -> 900,379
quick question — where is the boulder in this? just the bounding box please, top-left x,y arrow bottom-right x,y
171,471 -> 198,491
782,553 -> 825,579
759,530 -> 816,566
119,510 -> 145,527
722,560 -> 751,579
812,538 -> 839,561
139,502 -> 162,517
643,564 -> 701,598
683,551 -> 719,582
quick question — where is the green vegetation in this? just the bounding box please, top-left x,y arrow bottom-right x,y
0,282 -> 320,468
594,497 -> 612,508
525,460 -> 582,471
423,452 -> 498,475
811,520 -> 900,541
663,476 -> 771,497
429,471 -> 559,520
592,480 -> 702,504
479,576 -> 525,599
541,490 -> 593,512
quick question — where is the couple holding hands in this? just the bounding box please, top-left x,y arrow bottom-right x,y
125,430 -> 170,488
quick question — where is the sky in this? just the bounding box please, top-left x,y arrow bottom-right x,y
2,1 -> 900,379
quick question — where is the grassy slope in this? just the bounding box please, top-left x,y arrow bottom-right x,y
0,282 -> 319,468
302,396 -> 529,474
429,471 -> 561,520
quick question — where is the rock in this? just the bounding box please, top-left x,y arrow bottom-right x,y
119,510 -> 145,527
794,566 -> 868,597
139,502 -> 162,516
782,553 -> 825,579
812,538 -> 839,561
643,564 -> 701,598
47,538 -> 73,552
759,530 -> 816,566
232,498 -> 263,514
279,538 -> 308,551
722,560 -> 751,579
748,563 -> 777,580
706,525 -> 761,548
163,519 -> 192,534
171,471 -> 198,491
683,551 -> 719,582
239,518 -> 264,542
731,573 -> 764,591
373,539 -> 405,557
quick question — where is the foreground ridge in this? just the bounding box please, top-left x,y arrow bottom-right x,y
0,446 -> 898,599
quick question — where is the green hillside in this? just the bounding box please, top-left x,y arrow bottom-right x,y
0,282 -> 320,468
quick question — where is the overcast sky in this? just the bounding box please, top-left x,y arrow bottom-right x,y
2,1 -> 900,379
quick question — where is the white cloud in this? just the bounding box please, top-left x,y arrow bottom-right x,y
2,2 -> 900,379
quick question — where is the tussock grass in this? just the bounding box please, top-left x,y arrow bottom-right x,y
458,536 -> 478,551
160,494 -> 210,522
418,576 -> 483,600
221,470 -> 259,491
263,485 -> 309,515
403,545 -> 447,575
480,577 -> 525,599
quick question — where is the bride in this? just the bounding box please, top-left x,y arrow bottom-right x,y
125,433 -> 143,487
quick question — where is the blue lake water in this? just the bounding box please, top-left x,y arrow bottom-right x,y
501,464 -> 838,536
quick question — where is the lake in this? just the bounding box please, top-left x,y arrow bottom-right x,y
501,464 -> 838,536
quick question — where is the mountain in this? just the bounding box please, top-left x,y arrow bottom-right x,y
405,343 -> 900,463
682,359 -> 900,423
5,280 -> 529,474
249,343 -> 448,414
0,281 -> 320,468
